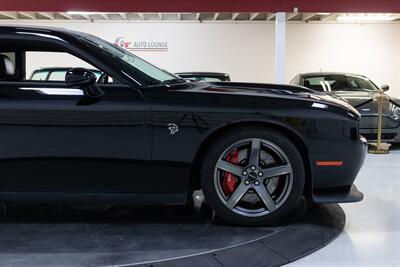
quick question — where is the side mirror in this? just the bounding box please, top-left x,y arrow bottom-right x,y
381,85 -> 390,92
66,68 -> 105,105
66,68 -> 96,86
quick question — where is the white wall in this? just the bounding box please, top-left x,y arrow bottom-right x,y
18,21 -> 275,83
5,20 -> 400,97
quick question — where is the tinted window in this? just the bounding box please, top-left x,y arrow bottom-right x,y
303,75 -> 378,92
31,70 -> 49,81
48,70 -> 67,81
78,34 -> 177,85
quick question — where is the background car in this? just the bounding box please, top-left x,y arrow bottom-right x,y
176,72 -> 231,82
291,72 -> 400,143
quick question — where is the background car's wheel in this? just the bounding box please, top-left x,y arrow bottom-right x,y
201,126 -> 305,226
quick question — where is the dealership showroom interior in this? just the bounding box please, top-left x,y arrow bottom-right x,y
1,0 -> 400,266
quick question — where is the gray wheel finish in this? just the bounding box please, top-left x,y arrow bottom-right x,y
213,138 -> 294,218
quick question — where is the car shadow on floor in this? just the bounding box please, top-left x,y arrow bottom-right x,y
0,199 -> 308,226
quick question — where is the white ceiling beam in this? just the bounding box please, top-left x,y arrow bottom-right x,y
196,13 -> 201,20
98,13 -> 109,20
37,12 -> 55,20
118,13 -> 127,20
320,13 -> 337,21
250,12 -> 260,20
213,12 -> 220,21
303,13 -> 318,21
56,12 -> 72,20
267,13 -> 276,21
18,12 -> 35,19
138,13 -> 144,20
0,12 -> 18,19
287,12 -> 299,21
232,13 -> 240,20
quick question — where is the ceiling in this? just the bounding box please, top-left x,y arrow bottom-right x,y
2,0 -> 400,13
1,12 -> 400,22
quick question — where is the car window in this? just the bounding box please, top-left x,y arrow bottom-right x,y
303,77 -> 326,91
303,75 -> 378,92
48,70 -> 67,81
26,51 -> 99,82
79,34 -> 177,86
31,70 -> 49,81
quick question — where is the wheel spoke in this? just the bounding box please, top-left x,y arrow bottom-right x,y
216,159 -> 243,177
226,184 -> 249,209
255,186 -> 276,212
263,164 -> 291,178
249,139 -> 261,167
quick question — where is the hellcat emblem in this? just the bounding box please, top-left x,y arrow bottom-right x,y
167,123 -> 179,135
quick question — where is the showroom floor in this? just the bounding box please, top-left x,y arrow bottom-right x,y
289,146 -> 400,267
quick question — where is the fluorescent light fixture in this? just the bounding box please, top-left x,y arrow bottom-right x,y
337,14 -> 396,22
317,13 -> 330,16
67,11 -> 108,15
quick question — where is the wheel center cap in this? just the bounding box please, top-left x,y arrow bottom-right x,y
248,171 -> 258,181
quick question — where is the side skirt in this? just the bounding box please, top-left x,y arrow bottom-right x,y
0,191 -> 187,205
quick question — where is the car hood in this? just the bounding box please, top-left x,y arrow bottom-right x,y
172,81 -> 359,115
325,90 -> 400,116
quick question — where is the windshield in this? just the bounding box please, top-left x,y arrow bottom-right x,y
303,75 -> 378,92
77,33 -> 177,86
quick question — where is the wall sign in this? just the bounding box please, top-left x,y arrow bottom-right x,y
114,37 -> 168,52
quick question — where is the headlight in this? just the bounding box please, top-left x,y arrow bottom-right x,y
393,107 -> 400,120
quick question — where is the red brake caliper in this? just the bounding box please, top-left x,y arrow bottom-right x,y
222,148 -> 239,195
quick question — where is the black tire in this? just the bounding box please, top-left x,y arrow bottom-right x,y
200,126 -> 305,226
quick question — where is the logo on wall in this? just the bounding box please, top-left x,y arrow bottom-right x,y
114,37 -> 168,52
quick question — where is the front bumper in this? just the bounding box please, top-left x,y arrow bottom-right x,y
310,135 -> 367,203
312,184 -> 364,203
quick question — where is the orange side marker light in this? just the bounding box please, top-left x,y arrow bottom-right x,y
316,161 -> 343,166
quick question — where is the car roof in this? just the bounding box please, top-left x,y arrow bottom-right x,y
299,72 -> 368,78
32,67 -> 101,73
0,25 -> 83,36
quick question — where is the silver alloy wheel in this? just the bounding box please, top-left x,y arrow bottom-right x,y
213,138 -> 294,218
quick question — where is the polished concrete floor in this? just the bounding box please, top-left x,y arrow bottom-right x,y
290,147 -> 400,267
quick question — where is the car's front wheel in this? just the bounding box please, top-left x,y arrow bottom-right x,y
201,127 -> 305,226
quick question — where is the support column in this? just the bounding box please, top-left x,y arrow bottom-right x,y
275,12 -> 286,84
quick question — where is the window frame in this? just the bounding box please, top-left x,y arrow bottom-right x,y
0,34 -> 131,87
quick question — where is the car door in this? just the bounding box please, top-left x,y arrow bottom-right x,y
0,50 -> 152,194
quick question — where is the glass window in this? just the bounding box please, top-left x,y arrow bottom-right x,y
78,34 -> 177,85
303,75 -> 378,92
26,51 -> 101,82
31,70 -> 49,81
48,70 -> 67,81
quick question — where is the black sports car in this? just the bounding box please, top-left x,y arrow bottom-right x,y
176,72 -> 231,82
0,26 -> 366,226
291,72 -> 400,143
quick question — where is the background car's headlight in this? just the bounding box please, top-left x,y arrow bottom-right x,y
393,107 -> 400,120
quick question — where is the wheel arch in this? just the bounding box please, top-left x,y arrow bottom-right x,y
188,120 -> 313,201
